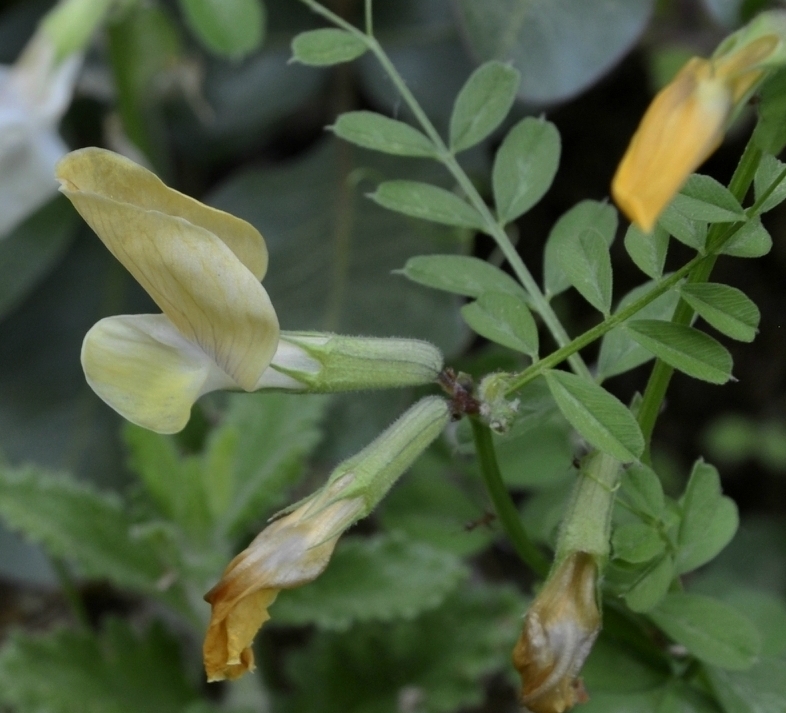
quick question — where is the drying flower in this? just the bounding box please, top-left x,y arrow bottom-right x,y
203,396 -> 451,681
513,552 -> 601,713
612,12 -> 786,232
57,148 -> 443,433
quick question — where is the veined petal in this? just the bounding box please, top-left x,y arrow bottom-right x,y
612,58 -> 731,232
82,314 -> 237,434
58,163 -> 279,390
55,147 -> 268,279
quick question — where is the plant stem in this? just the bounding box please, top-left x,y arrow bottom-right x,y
299,0 -> 591,379
51,557 -> 90,629
364,0 -> 372,36
470,418 -> 550,576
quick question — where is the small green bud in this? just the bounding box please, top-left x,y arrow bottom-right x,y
41,0 -> 116,61
477,372 -> 519,433
271,331 -> 444,392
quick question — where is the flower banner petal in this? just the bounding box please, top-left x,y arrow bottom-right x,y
81,314 -> 236,434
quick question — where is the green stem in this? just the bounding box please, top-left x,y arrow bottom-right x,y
470,418 -> 550,576
637,139 -> 764,458
299,0 -> 591,379
364,0 -> 373,36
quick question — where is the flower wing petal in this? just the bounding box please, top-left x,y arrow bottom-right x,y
82,314 -> 236,434
56,147 -> 268,279
60,184 -> 279,390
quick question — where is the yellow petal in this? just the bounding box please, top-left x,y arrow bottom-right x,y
81,314 -> 237,434
58,156 -> 279,390
56,147 -> 268,279
612,58 -> 731,233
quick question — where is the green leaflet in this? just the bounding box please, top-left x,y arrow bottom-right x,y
543,200 -> 617,297
720,218 -> 772,258
671,174 -> 746,224
753,153 -> 786,213
612,522 -> 666,564
619,463 -> 665,519
649,593 -> 761,670
623,223 -> 669,279
544,370 -> 644,463
272,533 -> 468,630
0,619 -> 205,713
369,180 -> 486,230
398,254 -> 526,300
179,0 -> 264,58
623,555 -> 675,613
707,657 -> 786,713
332,111 -> 436,157
448,61 -> 520,153
555,226 -> 613,315
461,291 -> 538,356
680,283 -> 760,343
625,320 -> 733,384
492,117 -> 560,224
291,28 -> 368,66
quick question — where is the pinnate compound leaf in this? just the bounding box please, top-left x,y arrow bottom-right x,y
370,180 -> 485,230
291,28 -> 367,66
555,226 -> 613,315
179,0 -> 264,58
624,223 -> 668,279
753,152 -> 786,213
399,254 -> 526,300
620,463 -> 665,519
721,218 -> 772,258
675,460 -> 738,574
707,657 -> 786,713
544,370 -> 644,463
623,555 -> 674,613
449,61 -> 520,153
286,585 -> 524,713
332,111 -> 436,157
273,533 -> 468,630
612,522 -> 665,564
544,200 -> 617,297
625,320 -> 733,384
649,593 -> 761,670
492,117 -> 560,224
671,174 -> 746,223
597,283 -> 680,381
461,291 -> 538,356
0,464 -> 165,593
680,283 -> 760,343
0,619 -> 201,713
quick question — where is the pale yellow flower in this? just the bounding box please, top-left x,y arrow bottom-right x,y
612,34 -> 780,232
56,147 -> 280,433
513,552 -> 601,713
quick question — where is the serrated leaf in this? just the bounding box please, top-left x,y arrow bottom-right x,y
492,117 -> 560,224
680,283 -> 760,343
0,196 -> 77,320
707,657 -> 786,713
0,619 -> 200,713
597,284 -> 680,381
291,28 -> 367,66
620,463 -> 665,519
753,153 -> 786,213
370,180 -> 485,230
544,200 -> 617,297
461,291 -> 538,355
556,226 -> 613,314
544,370 -> 644,463
273,533 -> 468,630
613,522 -> 665,564
286,585 -> 524,713
649,593 -> 761,670
658,204 -> 708,251
0,464 -> 166,594
672,174 -> 746,223
719,217 -> 772,258
332,111 -> 436,157
454,0 -> 652,104
623,555 -> 675,613
398,254 -> 526,300
179,0 -> 264,59
449,61 -> 520,153
625,320 -> 733,384
675,460 -> 738,574
624,223 -> 669,279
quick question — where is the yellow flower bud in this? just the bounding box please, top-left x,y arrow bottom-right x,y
513,552 -> 601,713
